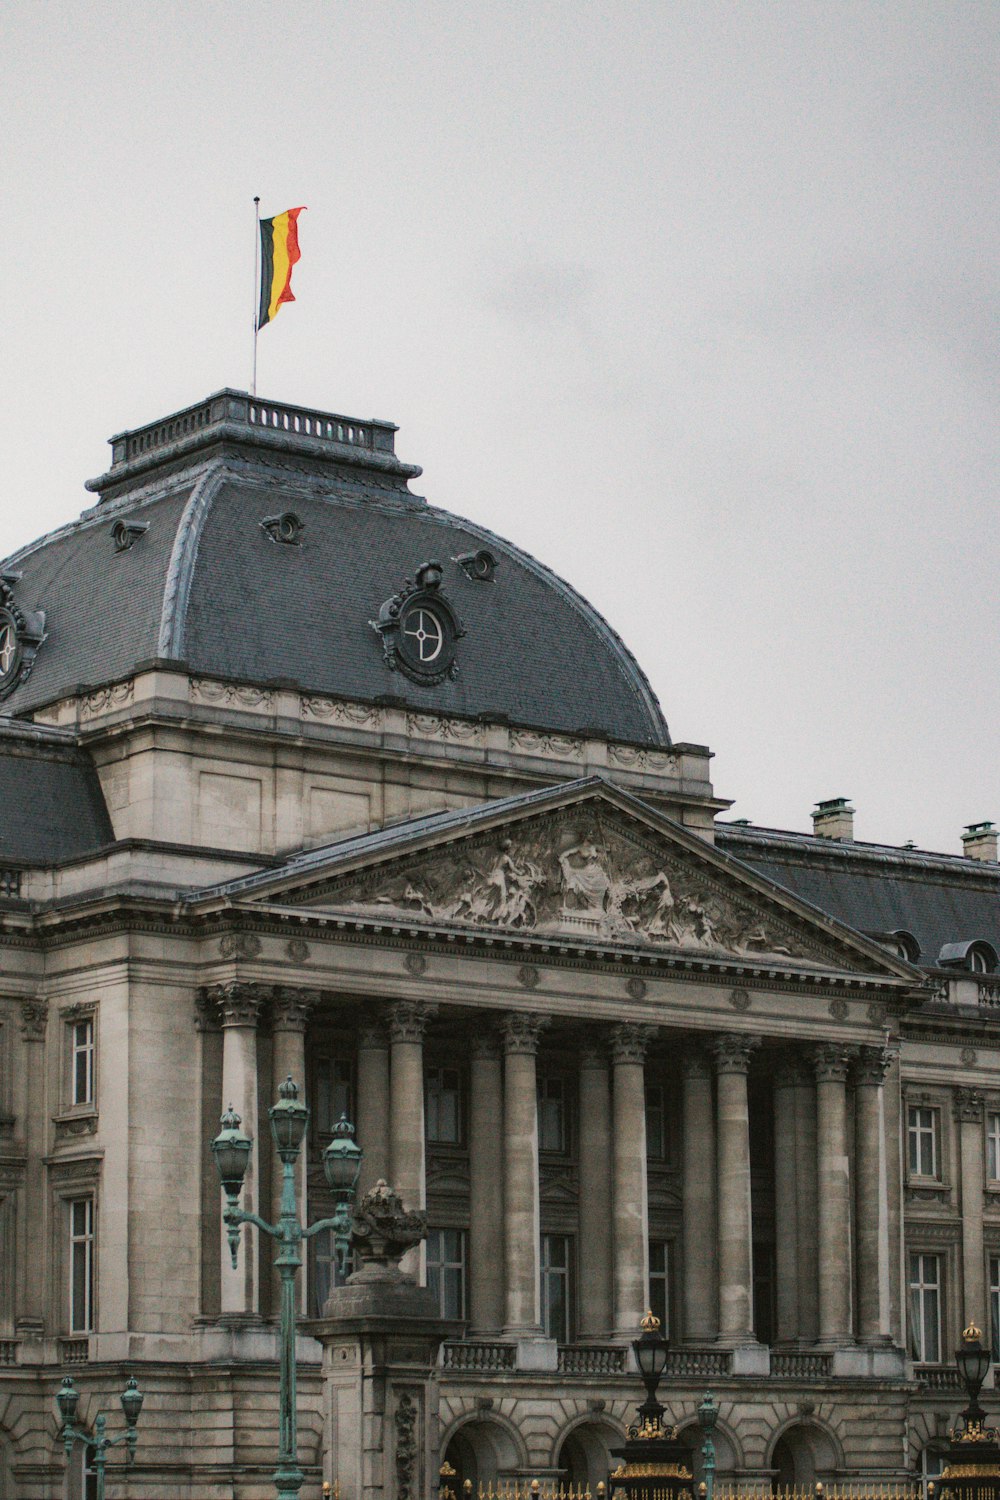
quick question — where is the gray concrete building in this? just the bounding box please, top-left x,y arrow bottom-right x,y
0,390 -> 997,1498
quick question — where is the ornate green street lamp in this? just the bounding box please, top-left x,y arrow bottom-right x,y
697,1391 -> 720,1500
935,1323 -> 1000,1500
212,1078 -> 362,1500
55,1374 -> 144,1500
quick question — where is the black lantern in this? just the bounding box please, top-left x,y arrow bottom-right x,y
633,1309 -> 669,1428
610,1313 -> 694,1500
55,1376 -> 79,1428
269,1076 -> 309,1159
957,1323 -> 992,1421
936,1322 -> 1000,1500
120,1375 -> 144,1428
322,1114 -> 363,1197
211,1105 -> 253,1201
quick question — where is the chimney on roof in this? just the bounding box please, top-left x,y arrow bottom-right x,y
812,797 -> 854,842
962,821 -> 998,863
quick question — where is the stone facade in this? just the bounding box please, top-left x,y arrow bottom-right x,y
0,395 -> 996,1498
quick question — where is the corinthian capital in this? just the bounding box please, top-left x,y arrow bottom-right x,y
271,988 -> 320,1033
500,1012 -> 547,1056
711,1033 -> 759,1075
610,1022 -> 655,1066
854,1045 -> 892,1087
388,1000 -> 433,1045
812,1043 -> 855,1083
206,981 -> 269,1029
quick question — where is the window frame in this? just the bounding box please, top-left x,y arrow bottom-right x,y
537,1074 -> 571,1156
540,1231 -> 574,1343
908,1249 -> 942,1365
990,1254 -> 1000,1363
313,1052 -> 355,1139
988,1113 -> 1000,1183
61,1004 -> 98,1118
426,1226 -> 467,1320
648,1239 -> 671,1337
68,1195 -> 96,1335
425,1065 -> 464,1146
907,1104 -> 940,1181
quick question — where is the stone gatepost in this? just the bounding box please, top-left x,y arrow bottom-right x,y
312,1180 -> 461,1500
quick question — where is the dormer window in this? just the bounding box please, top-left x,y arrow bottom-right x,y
938,940 -> 999,974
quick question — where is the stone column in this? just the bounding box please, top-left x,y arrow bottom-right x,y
15,1000 -> 48,1336
612,1024 -> 654,1339
956,1087 -> 987,1330
814,1044 -> 854,1345
682,1048 -> 718,1342
217,982 -> 266,1316
773,1054 -> 803,1344
794,1061 -> 819,1343
469,1031 -> 505,1334
272,989 -> 317,1312
388,1002 -> 430,1280
501,1013 -> 546,1337
356,1018 -> 390,1196
712,1034 -> 758,1344
578,1038 -> 613,1339
854,1046 -> 892,1343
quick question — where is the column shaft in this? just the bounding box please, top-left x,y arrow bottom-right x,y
578,1043 -> 613,1339
502,1014 -> 544,1336
217,984 -> 265,1315
957,1089 -> 987,1328
611,1025 -> 652,1338
773,1058 -> 802,1343
388,1003 -> 430,1281
682,1049 -> 718,1341
469,1034 -> 505,1333
855,1047 -> 892,1343
814,1045 -> 853,1344
713,1035 -> 758,1343
16,1001 -> 48,1334
356,1021 -> 390,1196
794,1073 -> 819,1342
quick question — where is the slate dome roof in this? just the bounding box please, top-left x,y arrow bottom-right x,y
0,390 -> 669,746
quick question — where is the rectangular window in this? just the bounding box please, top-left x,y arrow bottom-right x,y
991,1256 -> 1000,1363
427,1228 -> 467,1320
537,1077 -> 567,1154
645,1083 -> 667,1161
909,1251 -> 941,1364
315,1056 -> 353,1134
908,1106 -> 939,1178
988,1114 -> 1000,1182
426,1067 -> 463,1144
69,1197 -> 95,1333
648,1240 -> 670,1336
541,1233 -> 572,1343
311,1227 -> 353,1316
71,1018 -> 94,1107
83,1446 -> 98,1500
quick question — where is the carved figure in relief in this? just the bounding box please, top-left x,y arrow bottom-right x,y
558,835 -> 612,915
484,839 -> 545,928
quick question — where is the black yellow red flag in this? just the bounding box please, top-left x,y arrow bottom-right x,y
257,207 -> 306,330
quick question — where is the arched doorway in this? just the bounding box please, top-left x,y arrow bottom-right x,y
443,1418 -> 523,1492
556,1421 -> 621,1491
770,1423 -> 839,1490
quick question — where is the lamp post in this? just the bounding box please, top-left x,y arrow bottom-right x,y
609,1312 -> 695,1500
697,1392 -> 719,1500
212,1077 -> 362,1500
935,1322 -> 1000,1500
55,1374 -> 144,1500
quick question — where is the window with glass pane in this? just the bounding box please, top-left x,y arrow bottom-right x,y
908,1252 -> 941,1364
427,1228 -> 466,1319
315,1056 -> 353,1133
70,1197 -> 94,1333
921,1449 -> 945,1500
537,1077 -> 567,1153
648,1241 -> 670,1335
71,1018 -> 94,1106
83,1446 -> 98,1500
645,1084 -> 667,1161
908,1107 -> 938,1178
426,1068 -> 463,1144
988,1115 -> 1000,1181
311,1226 -> 353,1316
991,1256 -> 1000,1362
541,1233 -> 572,1342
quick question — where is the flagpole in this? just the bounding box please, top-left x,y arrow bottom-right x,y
251,196 -> 261,397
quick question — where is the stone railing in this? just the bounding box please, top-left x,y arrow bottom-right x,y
665,1348 -> 732,1378
979,981 -> 1000,1007
558,1345 -> 628,1375
0,1340 -> 18,1366
58,1337 -> 90,1365
916,1364 -> 963,1391
771,1350 -> 833,1379
441,1341 -> 516,1372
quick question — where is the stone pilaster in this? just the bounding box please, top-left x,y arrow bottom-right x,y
854,1046 -> 892,1343
578,1039 -> 613,1339
794,1062 -> 819,1343
681,1048 -> 717,1342
813,1043 -> 854,1345
356,1018 -> 390,1196
388,1001 -> 432,1280
212,982 -> 268,1316
468,1031 -> 504,1333
610,1023 -> 654,1339
773,1053 -> 804,1344
501,1013 -> 546,1337
711,1034 -> 759,1344
955,1086 -> 987,1331
16,1000 -> 48,1335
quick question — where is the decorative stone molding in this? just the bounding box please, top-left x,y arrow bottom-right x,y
388,1001 -> 432,1045
608,743 -> 680,774
516,964 -> 540,989
194,992 -> 221,1032
961,1047 -> 979,1067
680,1047 -> 713,1083
405,712 -> 479,742
711,1033 -> 759,1074
954,1087 -> 986,1123
828,998 -> 850,1021
403,953 -> 427,977
285,937 -> 311,963
271,988 -> 319,1033
219,932 -> 262,961
812,1043 -> 855,1083
626,976 -> 647,1000
394,1391 -> 418,1500
81,679 -> 134,717
19,999 -> 47,1041
728,987 -> 751,1012
190,677 -> 275,711
867,1001 -> 888,1026
500,1012 -> 546,1056
300,694 -> 383,727
610,1021 -> 655,1065
54,1114 -> 98,1141
854,1046 -> 893,1086
509,728 -> 582,757
205,982 -> 269,1029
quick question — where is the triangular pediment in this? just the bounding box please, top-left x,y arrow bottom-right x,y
210,778 -> 918,981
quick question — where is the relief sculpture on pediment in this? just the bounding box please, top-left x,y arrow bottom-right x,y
330,812 -> 823,962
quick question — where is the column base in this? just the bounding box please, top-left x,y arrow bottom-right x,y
511,1336 -> 559,1371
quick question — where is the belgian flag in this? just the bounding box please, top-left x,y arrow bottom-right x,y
258,207 -> 306,330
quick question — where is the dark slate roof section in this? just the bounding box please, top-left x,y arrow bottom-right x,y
0,722 -> 113,865
718,824 -> 1000,968
0,393 -> 669,746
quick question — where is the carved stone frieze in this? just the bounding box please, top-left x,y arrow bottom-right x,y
626,976 -> 647,1000
271,989 -> 319,1033
509,728 -> 582,758
81,679 -> 134,717
610,1022 -> 655,1065
711,1034 -> 759,1074
323,807 -> 830,962
403,953 -> 427,978
388,1001 -> 432,1045
813,1043 -> 855,1083
54,1114 -> 98,1141
190,677 -> 275,711
19,999 -> 47,1041
394,1391 -> 418,1500
954,1087 -> 986,1124
608,743 -> 680,774
500,1013 -> 546,1056
828,998 -> 850,1021
516,964 -> 540,989
406,712 -> 479,742
285,937 -> 311,964
728,987 -> 751,1012
219,932 -> 262,961
300,694 -> 383,728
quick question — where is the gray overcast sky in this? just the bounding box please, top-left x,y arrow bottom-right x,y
3,1 -> 997,854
